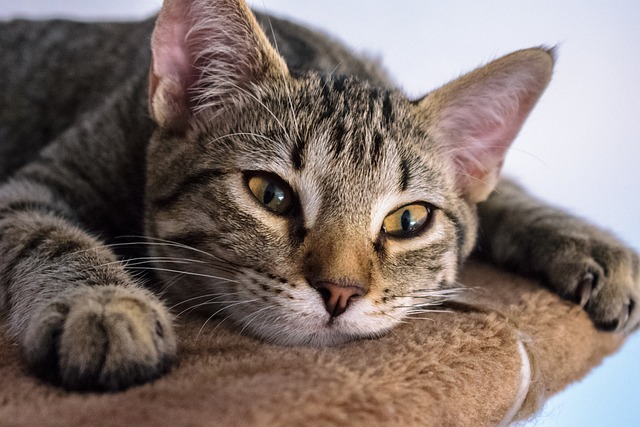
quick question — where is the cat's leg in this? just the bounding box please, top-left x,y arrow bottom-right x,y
0,74 -> 177,390
477,178 -> 640,332
0,183 -> 176,391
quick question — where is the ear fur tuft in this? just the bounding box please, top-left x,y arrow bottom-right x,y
148,0 -> 289,131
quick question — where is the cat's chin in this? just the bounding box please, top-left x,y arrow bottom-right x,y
237,315 -> 394,348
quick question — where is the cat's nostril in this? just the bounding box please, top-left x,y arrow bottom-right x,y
312,280 -> 366,318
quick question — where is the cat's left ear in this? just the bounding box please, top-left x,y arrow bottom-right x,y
148,0 -> 289,132
414,48 -> 554,203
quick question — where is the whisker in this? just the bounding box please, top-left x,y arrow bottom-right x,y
156,272 -> 187,297
196,298 -> 261,340
117,236 -> 221,260
373,311 -> 410,325
96,256 -> 208,269
404,316 -> 437,322
65,240 -> 216,262
407,308 -> 451,315
169,290 -> 243,311
127,266 -> 239,282
405,287 -> 464,298
238,305 -> 276,336
321,61 -> 345,91
397,301 -> 444,308
176,295 -> 248,318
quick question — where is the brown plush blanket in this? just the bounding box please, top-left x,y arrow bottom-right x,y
0,260 -> 623,426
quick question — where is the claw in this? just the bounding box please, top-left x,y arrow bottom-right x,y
595,302 -> 631,333
577,274 -> 594,307
616,302 -> 630,332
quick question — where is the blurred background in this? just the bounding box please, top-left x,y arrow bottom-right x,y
1,1 -> 638,425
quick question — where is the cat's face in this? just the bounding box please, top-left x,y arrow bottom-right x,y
144,0 -> 552,345
145,75 -> 476,345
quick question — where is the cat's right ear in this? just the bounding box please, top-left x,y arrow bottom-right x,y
148,0 -> 289,132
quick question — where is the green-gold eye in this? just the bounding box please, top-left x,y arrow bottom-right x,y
382,203 -> 431,238
247,174 -> 294,215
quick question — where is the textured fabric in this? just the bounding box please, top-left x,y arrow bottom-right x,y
0,261 -> 623,426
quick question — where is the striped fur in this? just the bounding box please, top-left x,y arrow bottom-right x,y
0,0 -> 638,391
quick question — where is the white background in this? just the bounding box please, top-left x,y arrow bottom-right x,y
1,1 -> 639,425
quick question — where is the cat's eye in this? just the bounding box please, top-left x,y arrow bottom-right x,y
382,203 -> 432,238
246,174 -> 294,215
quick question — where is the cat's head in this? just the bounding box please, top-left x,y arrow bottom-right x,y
143,0 -> 553,345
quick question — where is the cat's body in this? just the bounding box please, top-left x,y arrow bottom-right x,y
0,0 -> 638,391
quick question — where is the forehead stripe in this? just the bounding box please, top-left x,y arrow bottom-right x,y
291,136 -> 306,170
382,91 -> 394,126
370,131 -> 384,167
399,159 -> 410,192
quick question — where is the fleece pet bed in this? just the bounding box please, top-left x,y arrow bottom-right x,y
0,260 -> 624,426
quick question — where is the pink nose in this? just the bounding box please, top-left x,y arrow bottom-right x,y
312,281 -> 366,317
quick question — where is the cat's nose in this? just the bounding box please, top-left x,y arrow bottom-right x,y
312,280 -> 366,318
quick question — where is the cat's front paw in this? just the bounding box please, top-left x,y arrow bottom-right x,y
542,231 -> 640,333
23,285 -> 176,391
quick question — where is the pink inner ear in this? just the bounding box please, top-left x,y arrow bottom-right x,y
163,22 -> 191,83
149,6 -> 196,130
455,120 -> 520,202
447,83 -> 544,203
154,21 -> 197,92
471,114 -> 521,160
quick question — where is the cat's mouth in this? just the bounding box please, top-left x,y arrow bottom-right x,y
232,295 -> 401,347
146,249 -> 404,346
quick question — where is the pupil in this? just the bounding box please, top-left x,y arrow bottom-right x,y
263,183 -> 276,204
401,209 -> 413,231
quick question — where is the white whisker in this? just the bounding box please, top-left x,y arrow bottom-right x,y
127,266 -> 238,282
238,305 -> 276,336
96,256 -> 208,269
170,290 -> 243,311
117,235 -> 221,260
177,296 -> 248,318
196,298 -> 261,340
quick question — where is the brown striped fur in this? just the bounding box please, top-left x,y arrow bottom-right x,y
0,0 -> 637,391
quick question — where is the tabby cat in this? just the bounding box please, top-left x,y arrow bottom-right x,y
0,0 -> 638,391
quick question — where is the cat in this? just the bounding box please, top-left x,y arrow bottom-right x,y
0,0 -> 638,392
